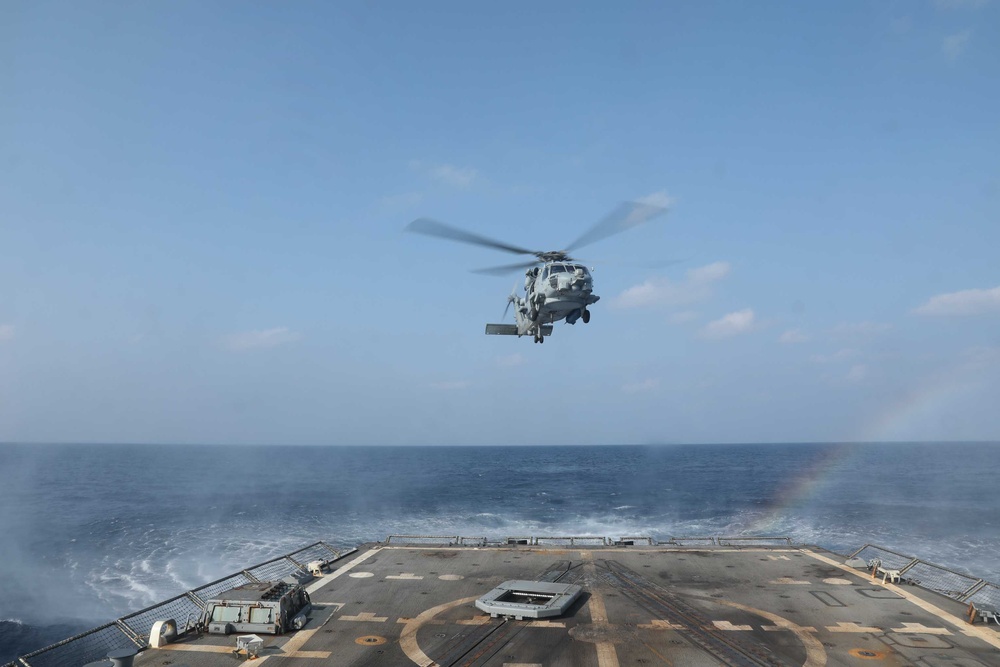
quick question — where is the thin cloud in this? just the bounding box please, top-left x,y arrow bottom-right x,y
636,189 -> 675,209
429,380 -> 471,390
778,329 -> 809,344
963,346 -> 1000,365
701,308 -> 755,339
830,321 -> 891,340
497,353 -> 525,367
670,311 -> 699,324
913,285 -> 1000,316
0,324 -> 13,342
622,378 -> 659,393
410,160 -> 478,188
224,327 -> 301,351
942,30 -> 972,62
614,261 -> 730,309
846,364 -> 868,383
811,348 -> 859,364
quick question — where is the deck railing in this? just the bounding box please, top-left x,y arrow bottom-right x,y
849,543 -> 1000,610
8,541 -> 351,667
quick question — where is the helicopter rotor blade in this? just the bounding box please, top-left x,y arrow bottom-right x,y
580,257 -> 687,270
471,260 -> 540,276
406,218 -> 536,256
503,282 -> 518,320
564,200 -> 669,254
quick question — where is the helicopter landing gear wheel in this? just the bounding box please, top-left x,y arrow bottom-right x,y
582,309 -> 590,324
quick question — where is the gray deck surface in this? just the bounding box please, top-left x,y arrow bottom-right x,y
136,542 -> 1000,666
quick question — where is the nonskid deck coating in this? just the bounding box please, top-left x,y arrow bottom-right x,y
138,543 -> 1000,666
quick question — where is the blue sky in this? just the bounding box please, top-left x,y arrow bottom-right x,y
2,1 -> 998,445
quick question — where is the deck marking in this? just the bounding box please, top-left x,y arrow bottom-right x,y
457,617 -> 491,625
526,620 -> 566,628
160,634 -> 333,660
826,622 -> 881,633
266,608 -> 339,659
349,571 -> 375,578
275,628 -> 332,658
583,561 -> 621,667
890,622 -> 951,635
503,664 -> 542,667
762,624 -> 816,632
387,573 -> 424,580
767,555 -> 791,561
595,642 -> 620,667
306,547 -> 382,594
801,548 -> 1000,650
712,620 -> 752,631
160,644 -> 239,654
771,577 -> 810,585
340,611 -> 388,622
706,598 -> 826,667
399,595 -> 479,666
822,578 -> 853,585
638,619 -> 684,630
439,574 -> 464,580
588,589 -> 609,623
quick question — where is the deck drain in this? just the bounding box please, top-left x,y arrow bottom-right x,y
355,635 -> 387,646
848,648 -> 886,659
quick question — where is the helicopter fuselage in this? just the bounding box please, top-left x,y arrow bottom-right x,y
511,262 -> 600,342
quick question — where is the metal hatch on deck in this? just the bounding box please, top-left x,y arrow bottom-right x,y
475,579 -> 582,619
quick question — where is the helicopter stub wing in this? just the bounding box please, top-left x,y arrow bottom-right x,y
485,324 -> 553,337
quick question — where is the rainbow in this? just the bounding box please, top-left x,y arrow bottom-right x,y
744,369 -> 982,534
745,443 -> 854,534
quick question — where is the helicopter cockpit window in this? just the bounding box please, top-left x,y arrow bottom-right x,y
550,265 -> 568,273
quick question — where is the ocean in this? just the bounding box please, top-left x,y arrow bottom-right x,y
1,441 -> 998,661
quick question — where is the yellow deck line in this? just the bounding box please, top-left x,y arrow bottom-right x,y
801,548 -> 1000,650
306,547 -> 382,594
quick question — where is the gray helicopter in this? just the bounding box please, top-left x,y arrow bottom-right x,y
406,201 -> 668,343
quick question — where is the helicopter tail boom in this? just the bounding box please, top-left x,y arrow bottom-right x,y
485,323 -> 553,337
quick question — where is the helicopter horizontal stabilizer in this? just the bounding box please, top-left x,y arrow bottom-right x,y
485,324 -> 553,337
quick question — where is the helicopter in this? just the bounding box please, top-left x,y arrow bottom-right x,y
406,200 -> 668,343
